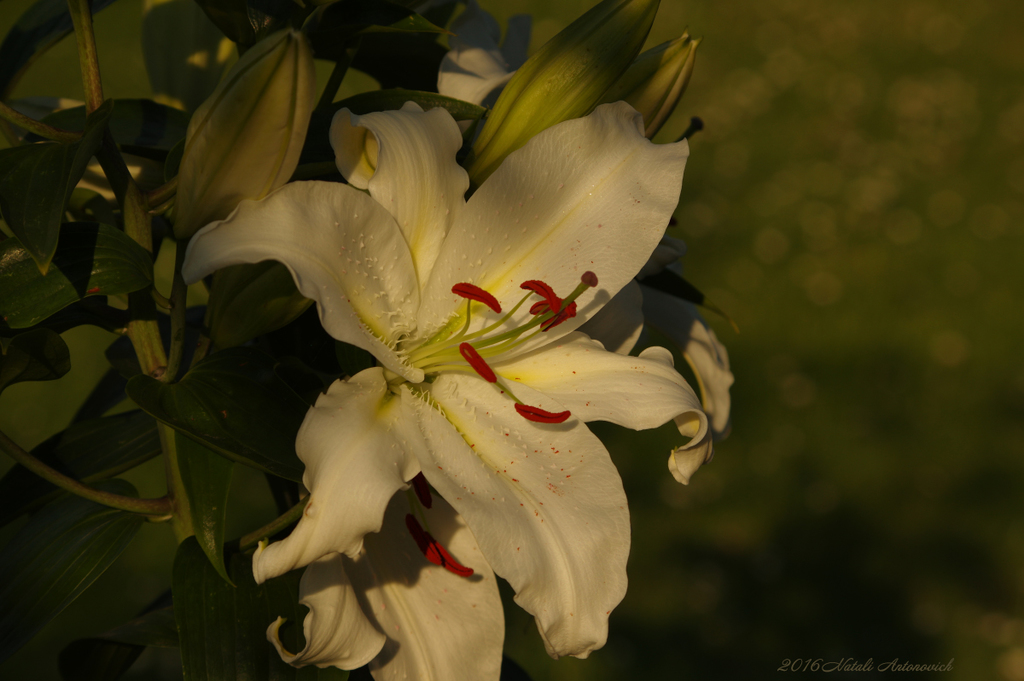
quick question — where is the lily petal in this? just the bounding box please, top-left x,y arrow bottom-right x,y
331,103 -> 468,286
418,102 -> 688,348
641,286 -> 734,439
493,331 -> 707,435
577,280 -> 644,355
182,181 -> 423,381
350,494 -> 504,681
405,375 -> 630,659
252,369 -> 421,584
267,554 -> 385,669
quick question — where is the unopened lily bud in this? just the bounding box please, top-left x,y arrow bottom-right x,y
601,33 -> 699,138
173,30 -> 315,239
468,0 -> 660,184
206,262 -> 312,349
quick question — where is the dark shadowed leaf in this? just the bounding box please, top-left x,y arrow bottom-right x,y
0,411 -> 160,528
195,0 -> 309,47
58,603 -> 177,681
177,436 -> 234,584
351,31 -> 447,90
0,222 -> 154,328
126,347 -> 307,481
0,480 -> 144,663
173,538 -> 349,680
0,0 -> 121,98
306,0 -> 446,61
40,99 -> 190,155
0,327 -> 70,393
639,269 -> 738,331
0,100 -> 113,272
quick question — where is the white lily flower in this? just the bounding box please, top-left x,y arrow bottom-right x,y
266,492 -> 504,679
182,100 -> 710,667
437,0 -> 530,107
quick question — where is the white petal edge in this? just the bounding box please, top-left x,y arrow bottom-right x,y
182,181 -> 424,382
330,103 -> 468,287
267,554 -> 385,670
418,102 -> 688,352
641,286 -> 734,439
252,369 -> 421,583
406,376 -> 630,659
351,494 -> 504,681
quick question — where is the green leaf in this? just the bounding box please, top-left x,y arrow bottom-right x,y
0,479 -> 144,663
0,410 -> 160,527
195,0 -> 309,48
639,269 -> 739,332
0,327 -> 70,393
306,0 -> 447,61
177,435 -> 234,584
0,100 -> 113,272
57,605 -> 177,681
126,347 -> 307,481
174,538 -> 348,681
0,0 -> 121,98
41,99 -> 191,154
0,222 -> 154,328
351,32 -> 448,90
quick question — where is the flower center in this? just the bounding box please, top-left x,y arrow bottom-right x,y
404,272 -> 599,424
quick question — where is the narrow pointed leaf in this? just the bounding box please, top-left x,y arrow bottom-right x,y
57,605 -> 177,681
173,537 -> 349,680
0,327 -> 70,393
39,99 -> 191,154
195,0 -> 308,47
0,0 -> 121,98
0,222 -> 154,328
306,0 -> 447,61
640,268 -> 739,332
126,348 -> 307,481
0,100 -> 113,272
0,411 -> 160,527
0,480 -> 144,663
178,436 -> 234,584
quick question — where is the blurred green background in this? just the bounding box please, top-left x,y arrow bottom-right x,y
2,0 -> 1023,679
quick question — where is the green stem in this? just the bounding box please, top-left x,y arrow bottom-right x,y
66,0 -> 104,113
316,38 -> 360,110
0,100 -> 83,144
163,243 -> 188,383
0,429 -> 173,516
144,176 -> 178,210
159,425 -> 193,542
239,496 -> 309,550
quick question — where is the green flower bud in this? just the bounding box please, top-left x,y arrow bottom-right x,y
206,262 -> 312,349
467,0 -> 660,185
601,33 -> 699,139
173,30 -> 315,240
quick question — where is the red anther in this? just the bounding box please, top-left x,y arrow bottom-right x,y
405,514 -> 474,577
459,343 -> 497,383
452,283 -> 501,313
520,280 -> 560,310
411,473 -> 433,509
581,271 -> 598,287
515,403 -> 571,423
540,301 -> 577,331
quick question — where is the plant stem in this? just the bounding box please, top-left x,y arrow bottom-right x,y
0,429 -> 173,516
66,0 -> 104,113
145,176 -> 178,210
0,101 -> 83,144
163,243 -> 189,383
239,496 -> 309,550
316,38 -> 360,110
159,426 -> 194,542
